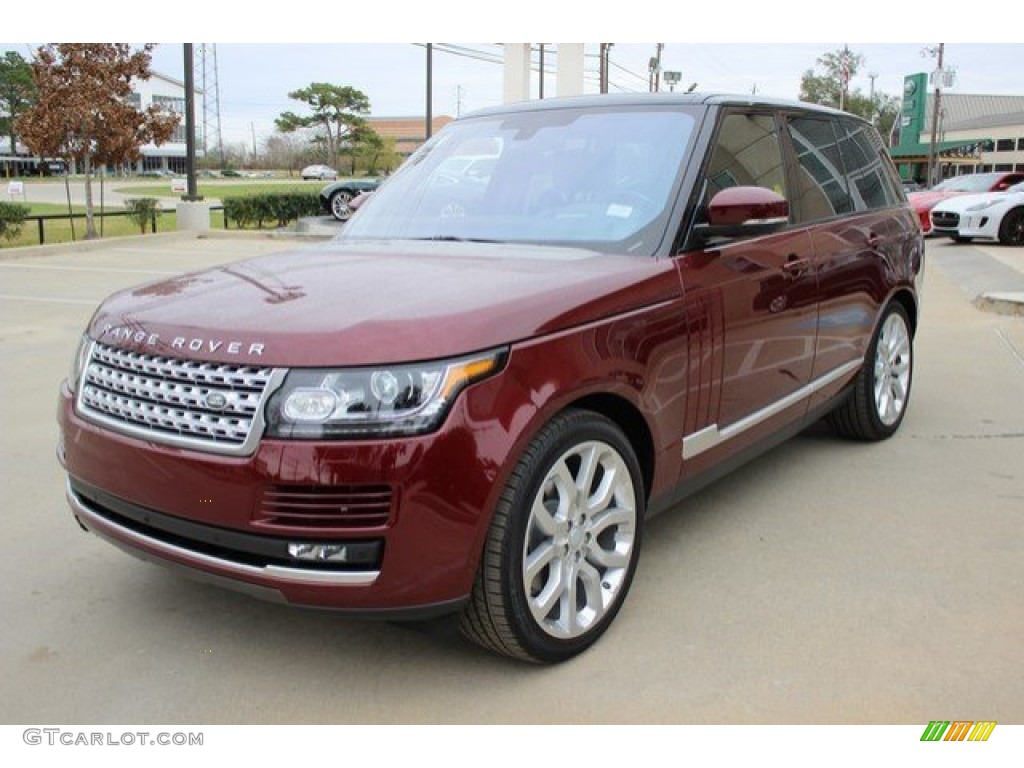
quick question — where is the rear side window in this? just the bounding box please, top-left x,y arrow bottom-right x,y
704,112 -> 787,203
787,116 -> 854,221
837,119 -> 903,210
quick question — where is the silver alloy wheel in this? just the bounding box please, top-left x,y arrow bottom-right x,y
330,191 -> 353,221
873,311 -> 912,426
522,440 -> 637,640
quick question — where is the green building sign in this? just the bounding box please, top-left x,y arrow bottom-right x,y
900,73 -> 928,149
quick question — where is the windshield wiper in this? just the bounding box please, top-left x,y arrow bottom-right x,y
411,235 -> 503,244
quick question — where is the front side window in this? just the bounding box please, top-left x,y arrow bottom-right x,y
342,106 -> 697,255
702,112 -> 786,203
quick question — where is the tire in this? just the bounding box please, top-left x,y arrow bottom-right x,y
830,302 -> 913,441
997,207 -> 1024,246
460,409 -> 644,663
329,190 -> 354,222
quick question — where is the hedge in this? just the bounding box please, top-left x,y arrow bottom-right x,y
223,193 -> 321,229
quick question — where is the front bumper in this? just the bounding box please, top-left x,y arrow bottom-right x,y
57,373 -> 516,614
931,210 -> 1001,241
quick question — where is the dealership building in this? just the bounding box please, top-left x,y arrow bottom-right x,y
890,72 -> 1024,183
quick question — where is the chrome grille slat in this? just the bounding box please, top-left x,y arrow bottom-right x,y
77,341 -> 280,455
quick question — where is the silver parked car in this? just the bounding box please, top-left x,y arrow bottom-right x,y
301,164 -> 338,181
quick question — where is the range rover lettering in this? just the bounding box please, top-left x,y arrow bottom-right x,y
58,94 -> 923,663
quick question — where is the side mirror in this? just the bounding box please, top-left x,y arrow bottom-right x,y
349,191 -> 374,212
694,186 -> 790,241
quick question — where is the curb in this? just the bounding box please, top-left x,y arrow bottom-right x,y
975,292 -> 1024,316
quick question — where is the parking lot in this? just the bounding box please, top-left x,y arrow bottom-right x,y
1,232 -> 1022,724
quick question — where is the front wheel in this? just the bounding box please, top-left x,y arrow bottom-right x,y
830,301 -> 913,441
329,190 -> 354,221
460,410 -> 644,663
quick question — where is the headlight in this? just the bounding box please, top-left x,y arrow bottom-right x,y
67,336 -> 92,395
265,348 -> 507,439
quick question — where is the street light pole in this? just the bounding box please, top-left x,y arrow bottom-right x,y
183,43 -> 198,200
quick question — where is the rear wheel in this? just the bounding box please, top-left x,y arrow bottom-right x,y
460,410 -> 644,663
830,302 -> 913,441
997,207 -> 1024,245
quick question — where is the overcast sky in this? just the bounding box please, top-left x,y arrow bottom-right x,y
5,4 -> 1021,149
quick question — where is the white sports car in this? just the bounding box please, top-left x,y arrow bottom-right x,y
930,180 -> 1024,245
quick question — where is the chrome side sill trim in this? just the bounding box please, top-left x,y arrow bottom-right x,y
682,360 -> 861,460
66,480 -> 379,587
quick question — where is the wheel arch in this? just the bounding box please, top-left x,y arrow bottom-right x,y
559,392 -> 656,504
889,288 -> 919,338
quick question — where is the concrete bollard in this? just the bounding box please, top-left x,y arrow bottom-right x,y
176,200 -> 212,232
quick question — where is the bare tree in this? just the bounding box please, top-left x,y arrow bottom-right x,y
17,44 -> 179,238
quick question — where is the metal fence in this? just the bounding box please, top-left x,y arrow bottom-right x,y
18,206 -> 226,246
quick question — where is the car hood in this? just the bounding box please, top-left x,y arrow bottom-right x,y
931,189 -> 1024,214
908,190 -> 957,209
88,240 -> 681,366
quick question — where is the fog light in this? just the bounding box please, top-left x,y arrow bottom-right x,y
288,542 -> 349,562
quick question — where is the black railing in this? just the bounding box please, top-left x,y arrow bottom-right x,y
18,206 -> 227,246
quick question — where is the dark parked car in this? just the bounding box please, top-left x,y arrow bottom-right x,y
58,94 -> 922,663
319,178 -> 381,221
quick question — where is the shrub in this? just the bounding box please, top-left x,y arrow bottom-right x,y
0,202 -> 30,241
225,193 -> 320,229
123,198 -> 162,234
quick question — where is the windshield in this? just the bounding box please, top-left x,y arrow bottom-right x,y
342,105 -> 698,255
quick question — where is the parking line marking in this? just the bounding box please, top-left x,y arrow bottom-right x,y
995,328 -> 1024,370
0,294 -> 98,305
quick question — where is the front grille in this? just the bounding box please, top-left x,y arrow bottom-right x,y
78,341 -> 279,455
255,485 -> 395,531
931,210 -> 960,229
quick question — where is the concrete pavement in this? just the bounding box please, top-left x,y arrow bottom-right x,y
0,232 -> 1021,725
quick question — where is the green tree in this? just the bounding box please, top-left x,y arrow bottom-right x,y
16,44 -> 179,239
799,46 -> 899,141
275,83 -> 370,168
0,51 -> 37,170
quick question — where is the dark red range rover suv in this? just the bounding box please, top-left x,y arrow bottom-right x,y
58,94 -> 923,663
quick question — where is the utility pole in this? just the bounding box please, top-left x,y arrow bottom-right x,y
538,44 -> 545,99
599,44 -> 612,94
926,43 -> 945,188
649,43 -> 664,92
425,43 -> 433,140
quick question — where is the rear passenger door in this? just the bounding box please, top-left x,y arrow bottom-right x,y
783,114 -> 911,410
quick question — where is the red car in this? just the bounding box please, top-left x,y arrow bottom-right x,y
58,95 -> 923,663
908,171 -> 1024,233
